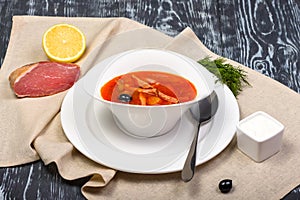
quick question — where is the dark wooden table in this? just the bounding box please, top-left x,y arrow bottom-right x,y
0,0 -> 299,199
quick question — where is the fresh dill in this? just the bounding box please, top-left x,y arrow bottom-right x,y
198,57 -> 250,97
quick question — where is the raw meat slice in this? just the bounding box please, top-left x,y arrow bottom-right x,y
9,61 -> 80,97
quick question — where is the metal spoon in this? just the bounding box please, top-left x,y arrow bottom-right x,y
181,91 -> 219,182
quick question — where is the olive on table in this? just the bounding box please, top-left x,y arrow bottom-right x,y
118,94 -> 132,103
218,179 -> 232,193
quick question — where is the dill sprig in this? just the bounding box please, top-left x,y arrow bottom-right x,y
198,57 -> 250,97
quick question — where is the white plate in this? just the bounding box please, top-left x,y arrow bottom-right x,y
61,53 -> 239,174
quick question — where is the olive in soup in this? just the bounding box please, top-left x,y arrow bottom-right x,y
101,71 -> 197,106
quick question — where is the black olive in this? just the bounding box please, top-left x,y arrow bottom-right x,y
218,179 -> 232,193
118,94 -> 132,103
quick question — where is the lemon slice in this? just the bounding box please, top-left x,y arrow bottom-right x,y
42,24 -> 86,63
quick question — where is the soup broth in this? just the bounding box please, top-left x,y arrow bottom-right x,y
101,71 -> 197,106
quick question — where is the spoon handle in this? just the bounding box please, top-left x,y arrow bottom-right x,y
181,122 -> 201,182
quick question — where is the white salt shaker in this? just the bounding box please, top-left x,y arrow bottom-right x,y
236,111 -> 284,162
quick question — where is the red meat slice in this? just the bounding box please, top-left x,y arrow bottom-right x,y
9,61 -> 80,97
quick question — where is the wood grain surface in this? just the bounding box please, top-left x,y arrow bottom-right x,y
0,0 -> 299,199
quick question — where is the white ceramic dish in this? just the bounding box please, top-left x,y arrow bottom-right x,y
236,111 -> 284,162
82,49 -> 216,138
61,52 -> 239,173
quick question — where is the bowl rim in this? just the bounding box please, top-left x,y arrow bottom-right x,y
98,95 -> 200,108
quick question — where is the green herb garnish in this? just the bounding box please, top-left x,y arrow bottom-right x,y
198,57 -> 250,97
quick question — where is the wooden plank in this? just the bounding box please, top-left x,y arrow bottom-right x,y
0,162 -> 87,199
225,0 -> 300,92
122,0 -> 224,52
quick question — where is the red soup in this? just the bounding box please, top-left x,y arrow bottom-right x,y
101,71 -> 197,106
